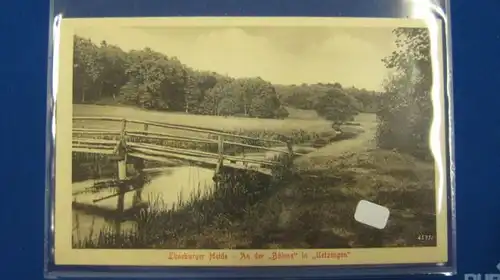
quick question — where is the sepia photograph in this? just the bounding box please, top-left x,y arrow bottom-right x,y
53,17 -> 448,266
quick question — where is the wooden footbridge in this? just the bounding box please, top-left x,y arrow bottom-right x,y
72,117 -> 298,235
72,116 -> 295,179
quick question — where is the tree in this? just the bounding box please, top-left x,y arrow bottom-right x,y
315,87 -> 360,124
121,49 -> 172,110
121,49 -> 192,111
237,78 -> 258,116
96,40 -> 128,100
215,80 -> 244,116
73,36 -> 103,103
184,71 -> 218,114
201,77 -> 234,115
159,57 -> 190,111
243,78 -> 282,118
345,87 -> 382,113
377,27 -> 433,159
184,74 -> 202,113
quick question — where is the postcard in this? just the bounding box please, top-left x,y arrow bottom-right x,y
52,16 -> 449,266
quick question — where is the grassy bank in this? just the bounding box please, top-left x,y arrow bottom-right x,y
74,104 -> 334,134
73,148 -> 436,249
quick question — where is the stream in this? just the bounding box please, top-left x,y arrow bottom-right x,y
72,165 -> 215,243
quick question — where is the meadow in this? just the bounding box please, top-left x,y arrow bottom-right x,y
72,104 -> 360,158
73,104 -> 333,135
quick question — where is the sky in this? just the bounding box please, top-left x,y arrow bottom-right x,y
75,25 -> 399,91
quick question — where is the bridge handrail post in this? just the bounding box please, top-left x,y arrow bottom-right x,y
286,138 -> 294,158
212,135 -> 225,184
116,118 -> 128,173
120,119 -> 127,138
119,118 -> 128,151
217,135 -> 224,162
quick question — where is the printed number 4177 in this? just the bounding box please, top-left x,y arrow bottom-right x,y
417,234 -> 435,241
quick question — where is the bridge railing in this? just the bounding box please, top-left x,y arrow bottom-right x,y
72,117 -> 295,170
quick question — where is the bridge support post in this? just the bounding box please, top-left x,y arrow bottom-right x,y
132,158 -> 144,207
213,135 -> 224,184
114,158 -> 127,236
118,159 -> 127,180
286,139 -> 294,162
113,120 -> 128,237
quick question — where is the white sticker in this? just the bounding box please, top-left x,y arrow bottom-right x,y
354,200 -> 390,229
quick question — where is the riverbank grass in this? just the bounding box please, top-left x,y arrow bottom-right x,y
74,148 -> 436,249
242,148 -> 437,248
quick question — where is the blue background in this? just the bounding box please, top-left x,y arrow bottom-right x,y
0,0 -> 498,279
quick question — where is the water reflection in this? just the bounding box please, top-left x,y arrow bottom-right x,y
72,165 -> 215,243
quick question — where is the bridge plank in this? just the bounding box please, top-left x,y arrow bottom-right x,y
129,146 -> 219,162
72,138 -> 118,145
73,147 -> 115,155
127,142 -> 219,158
72,143 -> 114,150
222,140 -> 288,154
73,128 -> 121,134
127,152 -> 272,176
128,149 -> 218,166
220,154 -> 276,166
126,131 -> 217,145
128,142 -> 276,166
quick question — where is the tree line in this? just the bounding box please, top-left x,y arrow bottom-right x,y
73,28 -> 433,159
74,36 -> 286,118
276,83 -> 382,123
73,35 -> 379,122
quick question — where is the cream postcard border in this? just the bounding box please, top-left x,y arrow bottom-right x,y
53,16 -> 449,266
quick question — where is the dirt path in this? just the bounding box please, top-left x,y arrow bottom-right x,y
293,114 -> 378,170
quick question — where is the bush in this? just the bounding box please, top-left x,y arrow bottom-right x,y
376,89 -> 432,160
376,27 -> 433,161
275,106 -> 289,119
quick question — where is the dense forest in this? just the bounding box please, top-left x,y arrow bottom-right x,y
73,35 -> 381,122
